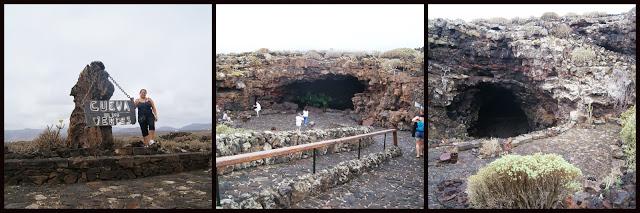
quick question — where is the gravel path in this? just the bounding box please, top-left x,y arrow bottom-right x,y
292,130 -> 424,209
427,123 -> 622,209
235,111 -> 359,131
217,128 -> 424,209
4,169 -> 212,209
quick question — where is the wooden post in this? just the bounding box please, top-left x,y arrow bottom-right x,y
393,130 -> 398,146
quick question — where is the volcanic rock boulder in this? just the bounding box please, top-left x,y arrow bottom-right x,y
67,61 -> 115,150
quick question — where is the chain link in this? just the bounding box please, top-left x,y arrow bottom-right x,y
107,71 -> 132,99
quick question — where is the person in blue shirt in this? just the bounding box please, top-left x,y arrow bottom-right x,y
411,110 -> 425,158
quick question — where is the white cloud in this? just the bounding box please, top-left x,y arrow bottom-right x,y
4,4 -> 212,130
428,4 -> 635,21
216,4 -> 424,54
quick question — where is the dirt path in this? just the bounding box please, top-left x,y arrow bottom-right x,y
292,131 -> 424,209
235,111 -> 359,131
428,123 -> 622,209
4,169 -> 212,209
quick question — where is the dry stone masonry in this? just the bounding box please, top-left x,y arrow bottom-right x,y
216,126 -> 375,174
4,152 -> 211,185
428,9 -> 636,139
218,146 -> 402,209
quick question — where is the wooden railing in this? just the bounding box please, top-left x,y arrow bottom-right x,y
216,129 -> 398,206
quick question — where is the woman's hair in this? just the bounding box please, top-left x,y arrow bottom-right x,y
140,89 -> 147,93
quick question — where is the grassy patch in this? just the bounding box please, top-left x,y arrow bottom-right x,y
216,124 -> 246,135
620,105 -> 635,171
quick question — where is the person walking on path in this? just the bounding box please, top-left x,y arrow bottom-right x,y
254,101 -> 261,117
303,108 -> 309,126
411,110 -> 425,158
295,113 -> 304,132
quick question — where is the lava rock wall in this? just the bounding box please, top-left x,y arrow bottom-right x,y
216,126 -> 375,174
428,9 -> 636,139
218,146 -> 402,209
216,49 -> 424,130
4,152 -> 211,185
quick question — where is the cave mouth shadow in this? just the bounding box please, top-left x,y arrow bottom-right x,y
466,84 -> 532,138
281,74 -> 366,110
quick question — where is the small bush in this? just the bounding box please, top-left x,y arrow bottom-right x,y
380,48 -> 419,59
323,50 -> 343,59
487,17 -> 510,25
304,50 -> 323,60
479,138 -> 502,158
584,11 -> 607,17
160,131 -> 192,140
381,59 -> 403,72
551,24 -> 572,38
467,153 -> 583,208
620,105 -> 635,171
215,124 -> 246,135
571,47 -> 596,64
541,12 -> 559,20
564,12 -> 578,17
6,141 -> 38,154
229,70 -> 246,77
34,122 -> 66,152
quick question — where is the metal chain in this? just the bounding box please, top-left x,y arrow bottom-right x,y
106,71 -> 132,99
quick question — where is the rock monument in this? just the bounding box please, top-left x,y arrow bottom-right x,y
67,61 -> 115,150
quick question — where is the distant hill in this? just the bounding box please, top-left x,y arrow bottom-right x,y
4,123 -> 211,142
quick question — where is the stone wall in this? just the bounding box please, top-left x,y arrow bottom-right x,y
216,49 -> 424,130
216,127 -> 376,174
4,152 -> 211,185
217,146 -> 402,209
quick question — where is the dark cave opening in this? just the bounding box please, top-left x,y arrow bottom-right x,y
281,74 -> 366,110
468,84 -> 531,138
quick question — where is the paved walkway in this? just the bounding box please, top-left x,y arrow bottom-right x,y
4,169 -> 212,209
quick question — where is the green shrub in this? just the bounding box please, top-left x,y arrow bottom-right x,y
216,124 -> 245,135
620,105 -> 635,171
298,92 -> 332,109
584,11 -> 607,17
541,12 -> 559,20
564,12 -> 578,17
571,47 -> 596,64
304,50 -> 323,60
380,48 -> 418,59
467,153 -> 583,209
551,24 -> 572,38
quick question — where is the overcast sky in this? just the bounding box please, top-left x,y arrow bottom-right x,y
216,4 -> 424,54
4,5 -> 212,130
428,4 -> 635,21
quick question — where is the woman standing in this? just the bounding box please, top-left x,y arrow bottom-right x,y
133,89 -> 158,147
411,110 -> 425,158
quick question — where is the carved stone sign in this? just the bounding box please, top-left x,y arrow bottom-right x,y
84,100 -> 136,126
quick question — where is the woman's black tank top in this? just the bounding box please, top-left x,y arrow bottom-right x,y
138,99 -> 153,117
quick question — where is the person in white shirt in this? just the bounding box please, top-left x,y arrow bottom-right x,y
222,111 -> 231,122
302,108 -> 309,126
254,102 -> 261,117
295,113 -> 304,132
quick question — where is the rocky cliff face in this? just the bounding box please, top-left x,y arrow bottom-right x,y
216,48 -> 424,130
428,9 -> 636,139
67,61 -> 115,150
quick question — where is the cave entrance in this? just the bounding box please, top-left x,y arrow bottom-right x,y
281,74 -> 366,110
469,84 -> 531,138
449,83 -> 533,138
